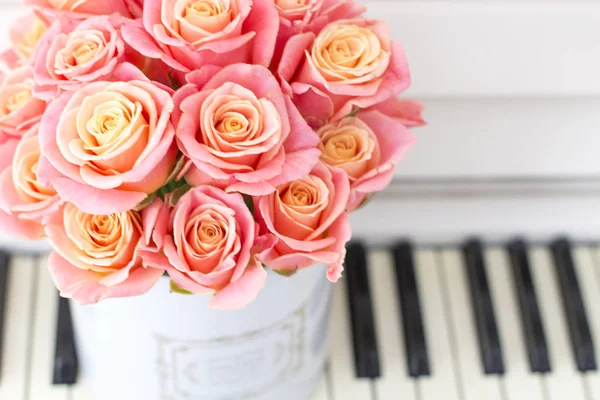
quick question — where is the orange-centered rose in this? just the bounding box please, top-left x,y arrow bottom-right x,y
0,124 -> 62,239
0,66 -> 47,137
318,117 -> 376,179
316,111 -> 415,211
38,65 -> 177,215
46,203 -> 165,304
310,23 -> 390,84
280,18 -> 411,122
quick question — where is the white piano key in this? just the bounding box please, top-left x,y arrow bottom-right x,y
71,380 -> 95,400
328,279 -> 373,400
367,250 -> 417,400
312,372 -> 330,400
0,256 -> 37,400
413,249 -> 460,400
438,249 -> 503,400
484,248 -> 545,400
529,246 -> 587,400
572,246 -> 600,400
28,257 -> 69,400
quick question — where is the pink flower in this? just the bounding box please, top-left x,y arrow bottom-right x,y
366,96 -> 426,128
0,65 -> 47,138
0,14 -> 48,69
273,0 -> 364,59
121,0 -> 279,72
175,63 -> 321,196
255,162 -> 351,282
33,16 -> 129,101
24,0 -> 142,20
142,186 -> 267,310
316,109 -> 416,211
46,203 -> 165,304
279,19 -> 410,124
38,63 -> 177,215
0,124 -> 63,240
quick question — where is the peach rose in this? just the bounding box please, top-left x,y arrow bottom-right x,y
255,161 -> 351,282
38,63 -> 177,215
121,0 -> 279,73
273,0 -> 363,56
24,0 -> 142,20
142,186 -> 267,310
175,63 -> 321,195
0,14 -> 48,69
0,65 -> 47,138
366,96 -> 426,128
0,124 -> 63,239
33,16 -> 129,101
46,203 -> 165,304
278,19 -> 410,124
316,109 -> 415,211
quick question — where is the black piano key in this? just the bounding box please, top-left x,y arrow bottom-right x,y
507,239 -> 551,373
345,241 -> 380,378
550,238 -> 597,372
462,239 -> 505,375
392,241 -> 430,377
53,295 -> 78,385
0,251 -> 10,380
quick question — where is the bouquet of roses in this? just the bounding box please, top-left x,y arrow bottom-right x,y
0,0 -> 423,310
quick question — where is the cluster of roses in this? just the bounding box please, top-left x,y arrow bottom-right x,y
0,0 -> 423,309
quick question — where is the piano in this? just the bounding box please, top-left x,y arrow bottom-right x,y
3,238 -> 600,399
0,0 -> 600,398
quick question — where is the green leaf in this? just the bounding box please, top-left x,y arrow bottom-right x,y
134,193 -> 157,211
243,195 -> 255,214
168,182 -> 192,206
347,105 -> 361,118
273,268 -> 298,277
169,280 -> 193,295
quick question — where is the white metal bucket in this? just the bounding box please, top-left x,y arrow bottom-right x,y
70,264 -> 332,400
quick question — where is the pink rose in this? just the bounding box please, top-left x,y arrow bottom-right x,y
121,0 -> 279,73
273,0 -> 364,59
316,109 -> 415,211
255,161 -> 351,282
46,203 -> 165,304
0,65 -> 47,138
33,16 -> 129,101
0,124 -> 63,239
367,96 -> 426,128
0,14 -> 48,69
38,64 -> 177,215
175,63 -> 321,195
142,186 -> 267,310
24,0 -> 142,20
279,19 -> 410,124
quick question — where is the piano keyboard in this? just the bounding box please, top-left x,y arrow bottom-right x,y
2,238 -> 600,400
